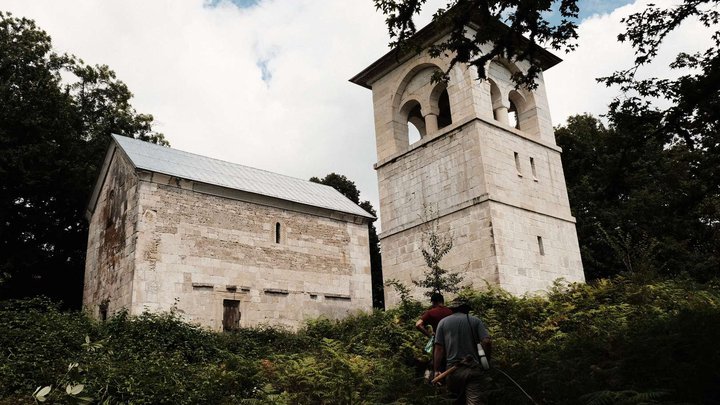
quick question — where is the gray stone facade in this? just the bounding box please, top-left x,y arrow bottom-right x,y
351,28 -> 585,306
84,140 -> 373,330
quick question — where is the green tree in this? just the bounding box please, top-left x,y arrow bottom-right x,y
601,1 -> 720,279
413,206 -> 463,297
373,0 -> 580,88
555,0 -> 720,280
0,12 -> 165,307
557,111 -> 718,280
310,173 -> 385,308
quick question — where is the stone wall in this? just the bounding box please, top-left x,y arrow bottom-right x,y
83,148 -> 139,317
377,120 -> 487,234
130,174 -> 372,330
364,37 -> 585,304
489,202 -> 585,295
382,203 -> 497,307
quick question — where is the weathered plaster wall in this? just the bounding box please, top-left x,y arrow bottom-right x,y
131,175 -> 372,330
83,150 -> 139,317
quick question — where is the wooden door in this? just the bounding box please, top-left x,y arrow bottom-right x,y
223,299 -> 240,331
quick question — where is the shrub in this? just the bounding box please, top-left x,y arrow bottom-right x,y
2,276 -> 719,404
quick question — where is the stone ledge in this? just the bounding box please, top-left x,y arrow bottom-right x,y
374,116 -> 563,170
325,293 -> 352,301
379,194 -> 576,240
264,288 -> 289,295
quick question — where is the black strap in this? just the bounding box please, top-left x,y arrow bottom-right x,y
467,313 -> 482,364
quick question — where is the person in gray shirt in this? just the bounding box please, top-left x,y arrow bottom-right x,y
434,296 -> 492,405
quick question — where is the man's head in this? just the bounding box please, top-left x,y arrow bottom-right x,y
447,296 -> 472,314
430,292 -> 444,306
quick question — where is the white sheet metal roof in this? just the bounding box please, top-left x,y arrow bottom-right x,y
112,134 -> 373,219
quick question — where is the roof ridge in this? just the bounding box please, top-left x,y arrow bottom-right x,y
111,134 -> 331,186
110,134 -> 374,219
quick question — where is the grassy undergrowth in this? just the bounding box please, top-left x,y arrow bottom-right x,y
2,276 -> 719,404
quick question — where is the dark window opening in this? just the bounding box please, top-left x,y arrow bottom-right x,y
223,299 -> 241,331
437,89 -> 452,129
275,222 -> 281,244
530,157 -> 538,181
537,236 -> 545,256
514,152 -> 522,176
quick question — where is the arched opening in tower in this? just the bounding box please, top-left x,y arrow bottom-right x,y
437,88 -> 452,129
406,102 -> 425,144
508,100 -> 519,129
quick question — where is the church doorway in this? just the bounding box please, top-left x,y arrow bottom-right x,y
223,299 -> 241,331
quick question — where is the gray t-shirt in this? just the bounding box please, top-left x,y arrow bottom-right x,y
435,312 -> 490,367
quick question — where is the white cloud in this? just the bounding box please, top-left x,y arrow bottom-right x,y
2,0 -> 711,231
545,0 -> 714,125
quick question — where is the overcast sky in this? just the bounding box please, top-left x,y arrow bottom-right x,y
2,0 -> 710,230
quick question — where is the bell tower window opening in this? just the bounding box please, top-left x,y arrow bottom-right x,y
489,80 -> 504,122
275,222 -> 281,244
508,100 -> 519,129
403,100 -> 426,145
437,88 -> 452,129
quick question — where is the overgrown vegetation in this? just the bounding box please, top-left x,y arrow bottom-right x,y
3,276 -> 719,404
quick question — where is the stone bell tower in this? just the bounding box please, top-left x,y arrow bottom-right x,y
350,20 -> 585,305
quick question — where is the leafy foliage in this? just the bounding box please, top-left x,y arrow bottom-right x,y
4,276 -> 718,404
0,12 -> 165,307
373,0 -> 580,88
556,112 -> 719,281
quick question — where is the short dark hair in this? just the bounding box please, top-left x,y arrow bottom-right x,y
430,293 -> 444,304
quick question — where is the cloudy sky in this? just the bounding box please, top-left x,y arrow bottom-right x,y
2,0 -> 710,229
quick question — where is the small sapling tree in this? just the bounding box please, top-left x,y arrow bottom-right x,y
413,206 -> 463,297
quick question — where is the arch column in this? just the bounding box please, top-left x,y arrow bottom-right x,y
424,113 -> 439,134
493,106 -> 509,125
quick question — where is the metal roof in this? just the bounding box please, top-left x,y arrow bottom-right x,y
112,134 -> 374,219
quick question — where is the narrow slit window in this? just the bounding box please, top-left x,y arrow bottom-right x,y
275,222 -> 281,244
537,236 -> 545,256
106,190 -> 115,229
530,157 -> 538,181
514,152 -> 522,176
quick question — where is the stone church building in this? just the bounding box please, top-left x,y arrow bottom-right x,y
84,135 -> 374,330
351,16 -> 586,306
85,15 -> 586,326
